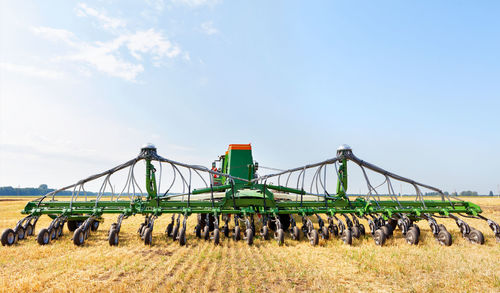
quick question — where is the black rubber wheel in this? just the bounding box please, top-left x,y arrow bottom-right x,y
310,229 -> 319,246
359,224 -> 366,236
351,226 -> 360,239
195,224 -> 201,238
214,228 -> 220,245
108,229 -> 119,246
50,228 -> 57,240
91,220 -> 99,232
37,228 -> 50,245
144,228 -> 153,245
56,225 -> 63,238
179,228 -> 186,246
329,224 -> 339,237
198,214 -> 216,231
140,224 -> 147,237
223,225 -> 230,238
25,224 -> 34,237
411,224 -> 420,238
381,225 -> 391,238
234,226 -> 241,241
246,229 -> 254,246
262,225 -> 270,240
342,229 -> 352,245
73,228 -> 85,246
405,228 -> 419,245
203,226 -> 210,241
172,225 -> 179,240
166,222 -> 173,236
374,229 -> 386,246
387,218 -> 398,230
269,215 -> 291,231
321,226 -> 329,240
16,226 -> 26,240
67,221 -> 78,232
468,229 -> 484,245
276,229 -> 284,246
1,229 -> 16,246
437,230 -> 452,246
292,226 -> 300,241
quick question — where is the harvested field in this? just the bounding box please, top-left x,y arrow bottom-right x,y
1,197 -> 499,292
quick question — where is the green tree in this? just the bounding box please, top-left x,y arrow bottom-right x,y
39,184 -> 48,189
489,191 -> 494,196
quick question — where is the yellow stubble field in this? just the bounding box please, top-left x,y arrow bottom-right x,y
0,197 -> 499,293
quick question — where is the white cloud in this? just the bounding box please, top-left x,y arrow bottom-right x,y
124,29 -> 181,60
200,21 -> 218,35
76,3 -> 126,32
171,0 -> 221,8
145,0 -> 166,12
30,4 -> 186,82
31,26 -> 77,45
0,62 -> 64,80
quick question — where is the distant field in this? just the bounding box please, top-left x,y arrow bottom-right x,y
1,196 -> 499,292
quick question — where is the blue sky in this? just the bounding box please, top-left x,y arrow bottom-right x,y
1,1 -> 499,195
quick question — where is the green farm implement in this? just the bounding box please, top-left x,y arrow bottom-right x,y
2,143 -> 499,247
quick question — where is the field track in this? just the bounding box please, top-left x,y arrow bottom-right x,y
1,197 -> 499,292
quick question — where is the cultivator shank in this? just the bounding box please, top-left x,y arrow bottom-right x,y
2,143 -> 499,247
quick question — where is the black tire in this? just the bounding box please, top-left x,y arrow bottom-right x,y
342,229 -> 352,245
198,214 -> 216,231
381,225 -> 391,238
405,228 -> 419,245
411,224 -> 420,238
1,229 -> 16,246
179,228 -> 186,246
223,225 -> 230,238
246,229 -> 254,246
109,229 -> 119,246
16,226 -> 26,240
387,218 -> 398,231
292,226 -> 300,241
166,222 -> 173,236
67,221 -> 78,232
203,226 -> 210,241
91,220 -> 99,232
140,224 -> 147,237
321,226 -> 329,240
25,224 -> 34,237
37,228 -> 50,245
468,229 -> 484,245
276,229 -> 284,246
214,228 -> 220,245
73,228 -> 85,246
262,225 -> 270,240
56,225 -> 63,238
50,228 -> 57,240
310,229 -> 319,246
269,215 -> 291,231
172,225 -> 179,240
144,228 -> 153,245
329,224 -> 339,237
374,229 -> 386,246
195,225 -> 201,238
437,230 -> 452,246
234,226 -> 241,241
359,224 -> 366,236
351,226 -> 360,239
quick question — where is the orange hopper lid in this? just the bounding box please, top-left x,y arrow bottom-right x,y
228,144 -> 252,151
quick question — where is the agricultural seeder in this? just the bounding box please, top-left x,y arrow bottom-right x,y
2,144 -> 499,247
